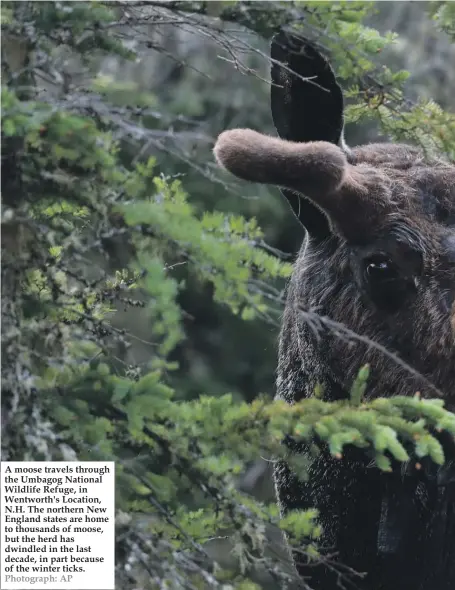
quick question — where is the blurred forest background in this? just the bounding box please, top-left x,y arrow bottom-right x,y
2,2 -> 455,589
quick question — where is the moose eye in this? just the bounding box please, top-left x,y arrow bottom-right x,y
364,256 -> 399,282
362,254 -> 414,311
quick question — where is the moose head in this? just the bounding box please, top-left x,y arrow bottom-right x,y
214,32 -> 455,405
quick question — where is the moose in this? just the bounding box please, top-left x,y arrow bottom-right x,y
214,31 -> 455,590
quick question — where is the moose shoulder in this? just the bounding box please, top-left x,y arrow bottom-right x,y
214,31 -> 455,590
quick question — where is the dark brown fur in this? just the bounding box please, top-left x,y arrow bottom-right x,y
215,131 -> 455,589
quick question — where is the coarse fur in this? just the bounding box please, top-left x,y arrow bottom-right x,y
214,31 -> 455,590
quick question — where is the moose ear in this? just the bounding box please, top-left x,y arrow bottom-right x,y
271,30 -> 345,239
